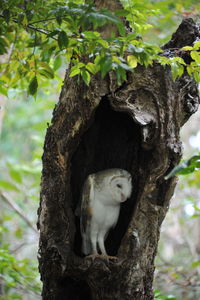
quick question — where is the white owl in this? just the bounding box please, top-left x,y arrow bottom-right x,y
80,169 -> 132,256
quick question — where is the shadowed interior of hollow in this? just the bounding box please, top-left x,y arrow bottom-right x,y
71,97 -> 141,256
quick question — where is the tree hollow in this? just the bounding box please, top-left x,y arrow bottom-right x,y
72,97 -> 141,257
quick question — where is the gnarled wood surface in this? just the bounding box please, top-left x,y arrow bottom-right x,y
38,16 -> 200,300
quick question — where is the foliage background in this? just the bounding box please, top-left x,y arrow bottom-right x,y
0,0 -> 200,299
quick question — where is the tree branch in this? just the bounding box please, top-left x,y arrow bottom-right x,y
0,191 -> 38,234
0,15 -> 57,40
29,17 -> 57,25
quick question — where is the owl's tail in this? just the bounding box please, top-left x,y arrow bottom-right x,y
82,232 -> 92,255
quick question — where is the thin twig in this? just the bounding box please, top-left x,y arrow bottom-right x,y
0,191 -> 38,234
27,23 -> 54,37
11,241 -> 37,254
0,29 -> 18,78
0,15 -> 57,40
29,17 -> 57,25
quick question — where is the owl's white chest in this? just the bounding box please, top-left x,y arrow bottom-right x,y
91,192 -> 120,231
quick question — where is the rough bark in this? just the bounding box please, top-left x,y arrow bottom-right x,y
38,17 -> 200,300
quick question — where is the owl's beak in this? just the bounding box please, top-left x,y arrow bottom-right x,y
121,193 -> 127,202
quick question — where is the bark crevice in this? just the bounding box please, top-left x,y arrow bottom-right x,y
38,18 -> 200,300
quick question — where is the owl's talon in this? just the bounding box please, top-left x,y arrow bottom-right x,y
107,255 -> 118,261
85,254 -> 118,262
102,255 -> 118,262
85,254 -> 101,261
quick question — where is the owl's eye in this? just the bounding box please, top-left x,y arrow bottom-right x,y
117,184 -> 122,189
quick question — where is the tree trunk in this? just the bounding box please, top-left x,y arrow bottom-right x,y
38,15 -> 200,300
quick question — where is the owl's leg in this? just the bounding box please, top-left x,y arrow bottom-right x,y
97,231 -> 107,256
90,230 -> 98,254
97,231 -> 118,261
82,232 -> 91,255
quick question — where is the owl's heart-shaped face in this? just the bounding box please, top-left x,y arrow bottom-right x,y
110,175 -> 132,203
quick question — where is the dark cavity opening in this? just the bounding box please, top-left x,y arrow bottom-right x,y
57,277 -> 91,300
71,97 -> 141,257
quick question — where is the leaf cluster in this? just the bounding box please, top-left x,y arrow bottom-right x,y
0,95 -> 55,299
158,41 -> 200,82
165,153 -> 200,179
0,0 -> 200,95
0,0 -> 160,95
154,290 -> 178,300
0,246 -> 41,299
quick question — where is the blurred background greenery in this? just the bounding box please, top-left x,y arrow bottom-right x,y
154,112 -> 200,300
0,70 -> 64,299
0,0 -> 200,299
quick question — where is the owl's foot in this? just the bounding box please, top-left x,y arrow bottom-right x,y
85,254 -> 102,262
85,254 -> 118,262
101,255 -> 118,263
106,255 -> 118,261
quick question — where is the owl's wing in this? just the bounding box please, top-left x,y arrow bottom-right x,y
80,174 -> 95,255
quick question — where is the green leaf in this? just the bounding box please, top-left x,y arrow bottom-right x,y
186,65 -> 193,76
129,44 -> 144,54
127,55 -> 138,68
39,62 -> 54,78
116,66 -> 127,84
56,16 -> 62,25
82,31 -> 100,39
0,85 -> 8,96
191,51 -> 200,64
194,71 -> 200,83
119,62 -> 132,71
172,57 -> 186,65
17,13 -> 25,24
3,9 -> 10,23
165,155 -> 200,179
53,55 -> 62,71
58,31 -> 68,49
47,30 -> 60,38
69,66 -> 81,77
0,180 -> 19,192
81,70 -> 91,85
22,15 -> 28,26
32,121 -> 48,131
15,228 -> 23,239
86,62 -> 98,74
99,57 -> 112,78
115,9 -> 130,17
171,62 -> 184,80
0,37 -> 8,55
98,39 -> 109,48
9,170 -> 22,184
77,62 -> 85,68
191,261 -> 200,268
38,69 -> 54,79
193,41 -> 200,50
181,46 -> 193,51
191,214 -> 200,219
29,76 -> 38,95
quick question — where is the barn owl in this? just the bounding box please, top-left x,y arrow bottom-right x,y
80,169 -> 132,256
